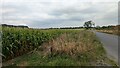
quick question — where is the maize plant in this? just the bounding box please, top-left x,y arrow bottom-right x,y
2,27 -> 67,61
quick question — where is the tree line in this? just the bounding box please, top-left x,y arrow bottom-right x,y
1,24 -> 29,28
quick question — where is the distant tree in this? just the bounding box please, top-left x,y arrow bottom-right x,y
92,22 -> 95,28
84,20 -> 93,29
96,25 -> 100,29
102,26 -> 108,29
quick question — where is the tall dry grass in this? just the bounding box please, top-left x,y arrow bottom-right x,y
96,25 -> 120,36
38,30 -> 101,58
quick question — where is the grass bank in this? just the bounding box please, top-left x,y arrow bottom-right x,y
96,25 -> 120,36
96,30 -> 119,36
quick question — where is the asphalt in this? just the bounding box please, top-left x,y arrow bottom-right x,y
93,31 -> 119,64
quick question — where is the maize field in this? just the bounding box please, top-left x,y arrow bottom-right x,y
2,27 -> 70,61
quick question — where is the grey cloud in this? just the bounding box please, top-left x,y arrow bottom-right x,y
2,1 -> 118,28
29,20 -> 83,28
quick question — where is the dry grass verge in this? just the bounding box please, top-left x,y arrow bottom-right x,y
96,30 -> 119,36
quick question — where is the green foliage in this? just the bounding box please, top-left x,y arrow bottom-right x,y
2,27 -> 66,61
84,20 -> 94,29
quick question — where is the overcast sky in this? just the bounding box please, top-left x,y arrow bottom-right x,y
1,0 -> 119,28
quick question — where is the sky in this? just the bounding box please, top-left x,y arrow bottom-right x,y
1,0 -> 119,28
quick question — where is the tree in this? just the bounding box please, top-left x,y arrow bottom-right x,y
96,25 -> 100,29
84,20 -> 93,29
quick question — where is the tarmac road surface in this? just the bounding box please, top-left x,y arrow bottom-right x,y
93,31 -> 119,64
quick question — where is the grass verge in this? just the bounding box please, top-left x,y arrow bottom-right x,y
96,30 -> 119,36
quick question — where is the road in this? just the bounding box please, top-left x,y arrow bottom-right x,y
93,31 -> 118,63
